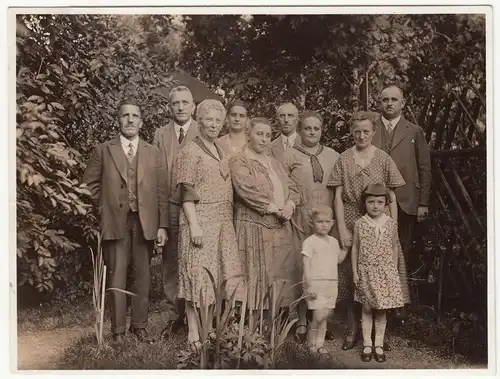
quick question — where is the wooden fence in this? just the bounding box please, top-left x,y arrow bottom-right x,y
409,84 -> 486,319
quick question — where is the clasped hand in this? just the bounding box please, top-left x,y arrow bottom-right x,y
276,201 -> 294,221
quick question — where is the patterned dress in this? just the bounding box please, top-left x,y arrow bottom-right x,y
327,146 -> 410,304
283,145 -> 340,241
174,137 -> 245,306
230,148 -> 301,310
301,234 -> 341,310
354,215 -> 404,309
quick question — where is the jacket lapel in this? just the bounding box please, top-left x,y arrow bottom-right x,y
272,137 -> 284,158
137,139 -> 148,186
293,134 -> 302,147
108,136 -> 128,183
181,119 -> 199,148
372,119 -> 384,148
391,117 -> 410,150
162,122 -> 176,171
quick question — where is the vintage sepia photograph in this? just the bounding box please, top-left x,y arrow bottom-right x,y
12,5 -> 491,372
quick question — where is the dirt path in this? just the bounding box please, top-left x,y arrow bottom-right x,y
323,336 -> 484,369
17,325 -> 94,370
16,316 -> 486,370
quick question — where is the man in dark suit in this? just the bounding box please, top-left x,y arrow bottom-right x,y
83,99 -> 169,343
152,86 -> 199,338
372,84 -> 431,349
373,85 -> 431,266
269,102 -> 302,161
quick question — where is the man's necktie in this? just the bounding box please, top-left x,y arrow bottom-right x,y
387,122 -> 394,134
127,142 -> 134,162
284,137 -> 290,149
178,127 -> 185,144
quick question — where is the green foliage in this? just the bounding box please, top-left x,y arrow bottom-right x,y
16,14 -> 177,300
182,14 -> 485,150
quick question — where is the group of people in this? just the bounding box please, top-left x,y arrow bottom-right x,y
82,83 -> 431,363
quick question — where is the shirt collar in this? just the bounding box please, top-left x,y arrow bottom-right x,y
120,134 -> 139,149
174,119 -> 192,134
282,131 -> 298,145
381,115 -> 401,129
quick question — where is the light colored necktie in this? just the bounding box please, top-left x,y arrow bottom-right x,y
387,122 -> 394,134
127,142 -> 134,162
284,137 -> 290,149
178,127 -> 185,144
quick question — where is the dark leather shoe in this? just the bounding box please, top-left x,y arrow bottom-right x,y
129,327 -> 154,344
294,324 -> 307,343
383,341 -> 392,351
393,307 -> 407,326
374,346 -> 386,363
342,333 -> 357,350
325,330 -> 335,341
113,333 -> 125,343
361,346 -> 373,362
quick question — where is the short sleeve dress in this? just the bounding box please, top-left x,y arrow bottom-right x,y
354,214 -> 404,309
174,137 -> 246,306
327,146 -> 409,304
301,234 -> 341,309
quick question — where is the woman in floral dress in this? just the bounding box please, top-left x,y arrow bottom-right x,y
229,117 -> 300,328
282,110 -> 340,341
173,99 -> 245,349
327,112 -> 409,350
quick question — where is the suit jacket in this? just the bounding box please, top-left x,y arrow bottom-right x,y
82,136 -> 169,240
372,116 -> 432,216
269,133 -> 302,162
152,119 -> 199,228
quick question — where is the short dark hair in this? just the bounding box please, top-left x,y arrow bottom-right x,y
227,99 -> 249,114
299,111 -> 323,130
380,84 -> 405,97
248,117 -> 272,130
350,111 -> 377,131
117,98 -> 142,117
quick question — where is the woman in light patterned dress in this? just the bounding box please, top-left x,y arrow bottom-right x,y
327,112 -> 408,350
216,100 -> 249,156
282,111 -> 340,342
172,99 -> 245,350
229,117 -> 300,328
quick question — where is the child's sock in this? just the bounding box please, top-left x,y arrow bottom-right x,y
307,324 -> 317,349
374,310 -> 387,347
361,306 -> 373,347
315,320 -> 327,349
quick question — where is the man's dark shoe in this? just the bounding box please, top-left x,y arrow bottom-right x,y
325,330 -> 335,341
113,333 -> 125,343
129,327 -> 154,344
383,341 -> 392,351
393,307 -> 407,326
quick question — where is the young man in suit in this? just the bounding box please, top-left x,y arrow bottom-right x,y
269,102 -> 302,161
152,86 -> 199,338
372,84 -> 432,348
83,99 -> 169,343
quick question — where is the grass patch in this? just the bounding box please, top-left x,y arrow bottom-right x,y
17,257 -> 165,334
57,310 -> 342,370
58,314 -> 184,369
17,297 -> 94,334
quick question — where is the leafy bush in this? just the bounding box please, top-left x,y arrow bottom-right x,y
16,14 -> 177,303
